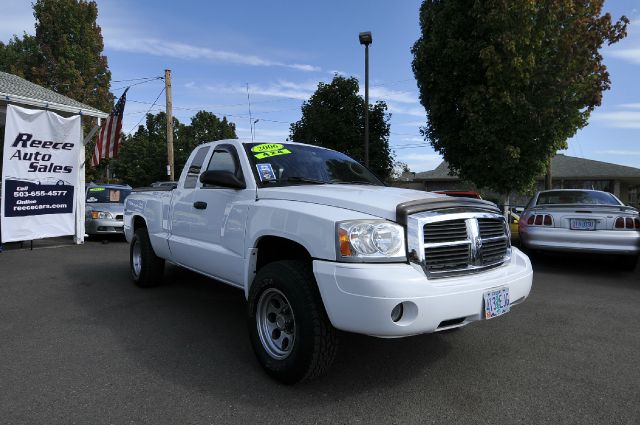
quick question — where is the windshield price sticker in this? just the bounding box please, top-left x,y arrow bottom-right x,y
251,143 -> 292,159
256,163 -> 277,181
255,149 -> 291,159
89,187 -> 105,192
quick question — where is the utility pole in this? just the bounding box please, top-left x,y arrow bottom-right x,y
165,69 -> 175,181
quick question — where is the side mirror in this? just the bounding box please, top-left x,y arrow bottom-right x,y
199,170 -> 246,189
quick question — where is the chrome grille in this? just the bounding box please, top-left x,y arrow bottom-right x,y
408,211 -> 511,278
478,218 -> 504,238
423,219 -> 467,243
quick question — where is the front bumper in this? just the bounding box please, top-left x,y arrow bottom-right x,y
520,226 -> 640,255
313,247 -> 532,338
85,218 -> 125,235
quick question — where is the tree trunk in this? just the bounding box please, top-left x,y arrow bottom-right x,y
544,158 -> 553,190
545,159 -> 552,190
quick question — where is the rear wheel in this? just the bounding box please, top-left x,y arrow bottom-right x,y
130,227 -> 164,287
247,260 -> 338,384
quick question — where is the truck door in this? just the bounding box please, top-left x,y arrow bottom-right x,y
168,145 -> 211,265
186,143 -> 253,286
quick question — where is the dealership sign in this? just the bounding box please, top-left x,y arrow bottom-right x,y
1,105 -> 81,242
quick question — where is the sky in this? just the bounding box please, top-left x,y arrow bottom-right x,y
1,0 -> 640,173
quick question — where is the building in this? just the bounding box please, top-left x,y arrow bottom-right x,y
408,154 -> 640,207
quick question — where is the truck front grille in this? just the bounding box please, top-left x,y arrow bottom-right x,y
419,215 -> 509,277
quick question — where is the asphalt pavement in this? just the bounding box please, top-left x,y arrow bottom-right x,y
0,240 -> 638,424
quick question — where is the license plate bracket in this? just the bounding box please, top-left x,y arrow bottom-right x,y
483,287 -> 510,319
570,218 -> 596,231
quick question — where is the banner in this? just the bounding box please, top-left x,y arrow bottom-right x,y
1,105 -> 81,242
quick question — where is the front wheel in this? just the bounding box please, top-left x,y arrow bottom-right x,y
130,227 -> 165,287
247,261 -> 338,384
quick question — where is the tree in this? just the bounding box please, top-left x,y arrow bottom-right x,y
0,0 -> 114,181
111,111 -> 237,187
289,75 -> 394,180
411,0 -> 628,195
110,113 -> 172,187
176,111 -> 237,173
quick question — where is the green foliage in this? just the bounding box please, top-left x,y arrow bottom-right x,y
412,0 -> 628,194
0,0 -> 113,182
0,0 -> 113,112
110,111 -> 237,187
289,75 -> 394,180
175,111 -> 237,173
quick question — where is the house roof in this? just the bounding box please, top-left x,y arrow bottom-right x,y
0,71 -> 107,119
415,154 -> 640,181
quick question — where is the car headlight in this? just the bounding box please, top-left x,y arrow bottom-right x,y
89,211 -> 113,220
336,220 -> 406,262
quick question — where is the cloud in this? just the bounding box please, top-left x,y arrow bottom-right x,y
617,103 -> 640,109
202,80 -> 318,101
386,102 -> 425,117
607,48 -> 640,64
590,111 -> 640,128
366,86 -> 419,104
395,152 -> 443,173
106,37 -> 321,72
595,150 -> 640,156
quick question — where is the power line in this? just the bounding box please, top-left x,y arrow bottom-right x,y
112,76 -> 163,83
128,87 -> 166,133
113,76 -> 164,92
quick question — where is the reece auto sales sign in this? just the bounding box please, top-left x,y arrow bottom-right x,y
1,104 -> 81,242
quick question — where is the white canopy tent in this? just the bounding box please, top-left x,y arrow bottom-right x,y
0,71 -> 108,244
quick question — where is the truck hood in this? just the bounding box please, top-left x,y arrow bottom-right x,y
257,185 -> 443,221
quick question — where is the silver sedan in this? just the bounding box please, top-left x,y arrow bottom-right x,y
519,189 -> 640,270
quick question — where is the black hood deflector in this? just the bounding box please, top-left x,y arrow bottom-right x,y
396,198 -> 500,225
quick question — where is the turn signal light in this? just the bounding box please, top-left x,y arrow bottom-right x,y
338,228 -> 352,257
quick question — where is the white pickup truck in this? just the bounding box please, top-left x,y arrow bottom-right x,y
124,140 -> 533,383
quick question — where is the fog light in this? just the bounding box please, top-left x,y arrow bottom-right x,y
391,303 -> 404,322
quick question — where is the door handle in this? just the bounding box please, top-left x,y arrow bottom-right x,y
193,201 -> 207,210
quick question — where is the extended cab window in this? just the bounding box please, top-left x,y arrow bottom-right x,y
202,145 -> 244,188
184,146 -> 210,189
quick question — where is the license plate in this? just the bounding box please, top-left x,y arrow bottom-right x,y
483,287 -> 510,319
570,218 -> 595,231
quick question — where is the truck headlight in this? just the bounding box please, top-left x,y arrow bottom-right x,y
89,211 -> 113,220
336,220 -> 406,262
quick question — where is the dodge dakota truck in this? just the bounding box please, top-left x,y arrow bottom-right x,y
124,140 -> 533,384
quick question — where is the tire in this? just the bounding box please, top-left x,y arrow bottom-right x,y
130,227 -> 165,287
247,260 -> 338,384
616,254 -> 638,272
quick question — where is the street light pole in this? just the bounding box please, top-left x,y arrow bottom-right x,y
359,31 -> 372,168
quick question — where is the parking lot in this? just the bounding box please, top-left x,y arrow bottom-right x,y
1,239 -> 639,425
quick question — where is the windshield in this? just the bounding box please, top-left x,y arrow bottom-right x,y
86,187 -> 131,203
244,143 -> 384,186
536,190 -> 620,206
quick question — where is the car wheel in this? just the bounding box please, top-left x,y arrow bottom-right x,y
615,254 -> 638,272
247,260 -> 338,384
130,227 -> 165,287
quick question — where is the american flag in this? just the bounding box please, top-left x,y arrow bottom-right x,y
91,88 -> 128,167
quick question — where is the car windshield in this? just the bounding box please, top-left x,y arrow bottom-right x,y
86,187 -> 131,203
244,143 -> 384,186
536,190 -> 620,206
